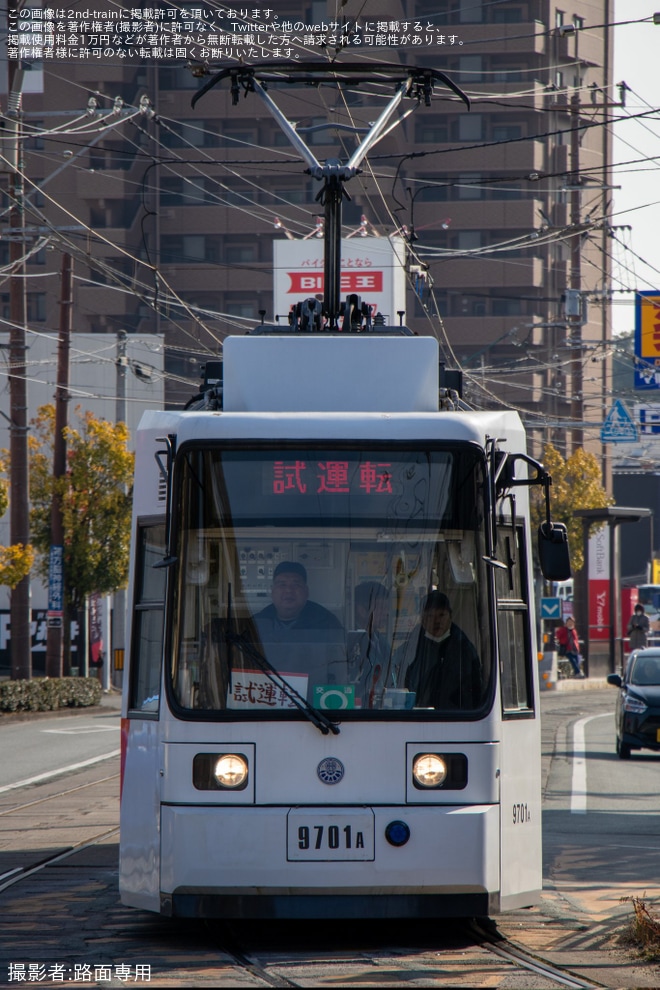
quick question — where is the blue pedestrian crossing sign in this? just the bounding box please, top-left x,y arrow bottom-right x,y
541,597 -> 561,620
600,399 -> 638,443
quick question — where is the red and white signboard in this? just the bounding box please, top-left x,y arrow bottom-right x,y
588,527 -> 610,641
273,237 -> 406,322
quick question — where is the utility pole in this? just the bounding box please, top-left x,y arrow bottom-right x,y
562,86 -> 619,454
46,253 -> 73,677
7,61 -> 31,680
113,329 -> 127,688
568,89 -> 584,452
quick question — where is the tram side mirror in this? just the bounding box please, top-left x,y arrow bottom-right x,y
538,522 -> 571,581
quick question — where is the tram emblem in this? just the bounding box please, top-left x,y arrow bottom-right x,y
317,758 -> 345,785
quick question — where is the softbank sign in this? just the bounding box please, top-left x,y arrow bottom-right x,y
588,527 -> 610,641
273,237 -> 406,323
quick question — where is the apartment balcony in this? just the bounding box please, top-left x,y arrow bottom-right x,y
77,282 -> 137,317
427,254 -> 544,290
421,21 -> 547,56
159,205 -> 274,235
405,137 -> 545,174
461,81 -> 549,112
158,264 -> 271,293
415,198 -> 544,233
75,168 -> 136,199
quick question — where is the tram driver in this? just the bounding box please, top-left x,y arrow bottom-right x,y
254,561 -> 343,636
398,590 -> 482,710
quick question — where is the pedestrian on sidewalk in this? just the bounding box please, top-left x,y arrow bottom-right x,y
555,616 -> 584,678
627,604 -> 650,652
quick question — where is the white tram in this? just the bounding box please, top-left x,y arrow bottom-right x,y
119,330 -> 569,919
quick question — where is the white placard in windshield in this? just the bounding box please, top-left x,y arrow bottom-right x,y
227,670 -> 308,710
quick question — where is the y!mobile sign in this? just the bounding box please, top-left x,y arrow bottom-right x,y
588,527 -> 610,641
273,237 -> 406,322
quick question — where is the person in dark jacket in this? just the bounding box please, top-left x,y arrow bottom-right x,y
627,604 -> 650,651
399,591 -> 482,710
254,561 -> 342,635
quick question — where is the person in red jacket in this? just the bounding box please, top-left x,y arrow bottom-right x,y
555,616 -> 583,677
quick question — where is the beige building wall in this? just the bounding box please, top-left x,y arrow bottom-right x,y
9,0 -> 613,463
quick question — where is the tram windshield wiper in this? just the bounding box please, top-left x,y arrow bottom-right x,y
225,630 -> 341,736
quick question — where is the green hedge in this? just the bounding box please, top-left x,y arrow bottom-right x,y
0,677 -> 103,712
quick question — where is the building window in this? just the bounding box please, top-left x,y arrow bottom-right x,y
456,231 -> 482,251
160,121 -> 220,148
224,242 -> 257,263
225,299 -> 257,319
457,173 -> 483,199
27,293 -> 46,321
459,0 -> 482,22
492,124 -> 523,141
416,182 -> 450,202
24,121 -> 45,150
458,56 -> 483,83
417,123 -> 449,144
220,127 -> 257,149
158,66 -> 198,90
160,177 -> 212,206
493,6 -> 525,23
459,113 -> 483,141
161,235 -> 220,264
492,298 -> 522,316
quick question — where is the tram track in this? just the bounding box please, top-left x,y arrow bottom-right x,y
469,919 -> 606,990
206,919 -> 608,989
0,842 -> 619,990
0,824 -> 120,894
0,759 -> 619,989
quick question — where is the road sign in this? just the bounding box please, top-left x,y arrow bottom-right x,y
541,597 -> 561,620
635,292 -> 660,389
600,399 -> 638,443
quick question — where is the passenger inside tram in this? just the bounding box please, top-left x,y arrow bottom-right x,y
397,591 -> 482,710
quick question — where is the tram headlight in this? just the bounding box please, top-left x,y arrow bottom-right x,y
214,754 -> 249,789
193,753 -> 249,791
410,752 -> 468,790
413,754 -> 447,788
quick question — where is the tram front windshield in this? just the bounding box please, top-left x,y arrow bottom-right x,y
170,446 -> 492,718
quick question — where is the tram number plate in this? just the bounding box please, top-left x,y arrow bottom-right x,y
287,809 -> 375,861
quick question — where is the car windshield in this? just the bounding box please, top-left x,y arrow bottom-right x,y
169,444 -> 493,718
630,656 -> 660,686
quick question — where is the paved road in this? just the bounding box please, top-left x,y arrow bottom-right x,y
539,684 -> 660,928
0,699 -> 120,792
1,683 -> 659,986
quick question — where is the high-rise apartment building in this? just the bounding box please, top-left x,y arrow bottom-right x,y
12,0 -> 613,450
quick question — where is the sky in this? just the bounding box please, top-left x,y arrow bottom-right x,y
611,3 -> 660,335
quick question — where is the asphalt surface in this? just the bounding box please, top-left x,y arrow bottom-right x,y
3,678 -> 659,987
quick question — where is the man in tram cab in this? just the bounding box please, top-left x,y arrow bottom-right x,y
399,590 -> 482,710
254,561 -> 342,637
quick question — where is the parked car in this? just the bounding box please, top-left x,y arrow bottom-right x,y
607,648 -> 660,759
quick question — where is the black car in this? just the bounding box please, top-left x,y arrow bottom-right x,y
608,649 -> 660,759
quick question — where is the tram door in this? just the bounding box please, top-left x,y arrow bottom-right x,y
495,516 -> 542,907
120,517 -> 167,912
